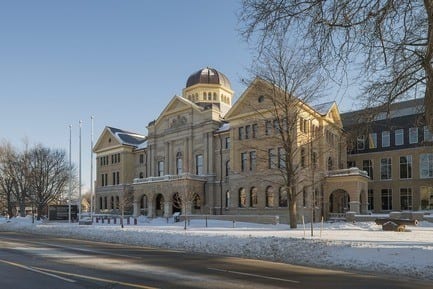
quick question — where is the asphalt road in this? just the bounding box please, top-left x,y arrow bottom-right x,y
0,231 -> 430,289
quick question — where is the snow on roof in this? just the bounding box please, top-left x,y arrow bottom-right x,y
107,126 -> 146,147
215,122 -> 230,133
312,101 -> 335,115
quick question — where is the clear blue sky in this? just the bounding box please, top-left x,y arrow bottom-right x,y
0,0 -> 349,191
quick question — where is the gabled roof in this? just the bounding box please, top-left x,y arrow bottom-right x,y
93,126 -> 147,153
312,101 -> 335,116
107,127 -> 146,146
151,95 -> 203,127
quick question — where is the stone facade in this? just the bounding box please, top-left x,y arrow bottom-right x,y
94,68 -> 371,223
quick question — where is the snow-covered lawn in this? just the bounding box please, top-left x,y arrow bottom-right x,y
1,216 -> 432,280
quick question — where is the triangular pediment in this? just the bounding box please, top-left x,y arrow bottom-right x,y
225,78 -> 272,121
327,103 -> 343,127
93,127 -> 123,153
153,95 -> 202,127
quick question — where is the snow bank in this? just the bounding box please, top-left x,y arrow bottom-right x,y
1,217 -> 432,280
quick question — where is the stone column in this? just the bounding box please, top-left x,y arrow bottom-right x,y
163,201 -> 172,217
147,199 -> 154,218
349,201 -> 360,214
133,200 -> 139,217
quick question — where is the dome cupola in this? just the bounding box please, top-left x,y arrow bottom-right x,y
186,67 -> 231,90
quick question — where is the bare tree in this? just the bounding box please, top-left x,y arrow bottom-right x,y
239,0 -> 433,130
118,188 -> 134,228
172,178 -> 199,229
0,142 -> 17,217
0,143 -> 31,217
27,145 -> 70,220
232,40 -> 330,228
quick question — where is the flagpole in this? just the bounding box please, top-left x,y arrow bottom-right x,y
68,124 -> 72,223
79,120 -> 82,220
90,116 -> 94,219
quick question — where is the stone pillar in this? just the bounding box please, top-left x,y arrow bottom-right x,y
163,201 -> 172,217
147,200 -> 154,218
349,201 -> 360,214
133,200 -> 139,217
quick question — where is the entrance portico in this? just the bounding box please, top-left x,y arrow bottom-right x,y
324,168 -> 370,218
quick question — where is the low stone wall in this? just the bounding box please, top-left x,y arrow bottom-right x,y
180,214 -> 280,225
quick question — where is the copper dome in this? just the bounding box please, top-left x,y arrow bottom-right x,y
186,67 -> 231,90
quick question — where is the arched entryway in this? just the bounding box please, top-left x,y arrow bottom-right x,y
329,190 -> 350,214
139,194 -> 148,215
172,192 -> 181,214
155,194 -> 165,217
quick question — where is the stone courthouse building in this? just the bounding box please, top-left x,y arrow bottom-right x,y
94,67 -> 398,223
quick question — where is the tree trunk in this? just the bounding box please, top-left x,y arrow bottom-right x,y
289,198 -> 297,228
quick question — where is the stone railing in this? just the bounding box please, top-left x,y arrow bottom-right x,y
327,167 -> 369,178
133,173 -> 213,184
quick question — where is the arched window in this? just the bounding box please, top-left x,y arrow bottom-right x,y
139,172 -> 144,178
279,187 -> 288,207
266,186 -> 274,207
193,194 -> 201,210
328,156 -> 333,171
213,92 -> 217,100
176,152 -> 183,175
208,92 -> 212,100
239,188 -> 246,208
225,191 -> 231,208
104,196 -> 107,209
202,92 -> 206,100
250,187 -> 258,207
301,148 -> 306,168
111,196 -> 114,209
225,160 -> 230,177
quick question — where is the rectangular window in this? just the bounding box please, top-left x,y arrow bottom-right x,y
368,189 -> 374,211
380,157 -> 392,180
273,119 -> 279,134
268,148 -> 276,169
382,131 -> 390,147
409,127 -> 418,144
420,153 -> 433,178
139,154 -> 144,164
238,127 -> 244,140
424,126 -> 433,142
252,123 -> 258,138
368,133 -> 377,149
357,136 -> 365,150
196,155 -> 203,175
225,137 -> 230,149
112,172 -> 116,185
249,151 -> 256,171
381,188 -> 392,210
241,152 -> 247,172
245,125 -> 251,139
101,174 -> 105,186
394,129 -> 404,146
362,160 -> 373,179
278,147 -> 286,169
400,188 -> 412,210
158,161 -> 164,176
116,171 -> 120,184
399,155 -> 412,179
265,120 -> 272,135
